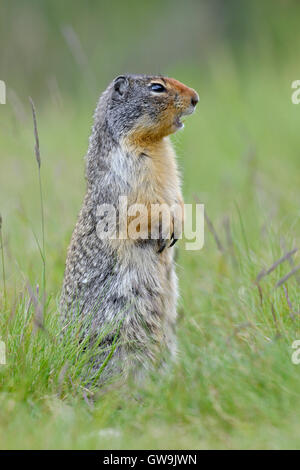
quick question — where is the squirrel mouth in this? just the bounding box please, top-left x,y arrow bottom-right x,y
174,116 -> 184,129
174,106 -> 194,129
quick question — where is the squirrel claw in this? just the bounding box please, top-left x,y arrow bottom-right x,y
169,237 -> 178,248
157,239 -> 167,254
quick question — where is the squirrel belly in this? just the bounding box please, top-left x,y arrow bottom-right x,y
60,74 -> 198,384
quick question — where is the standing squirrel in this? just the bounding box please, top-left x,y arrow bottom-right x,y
60,74 -> 198,384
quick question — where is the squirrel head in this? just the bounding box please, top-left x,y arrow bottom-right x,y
96,74 -> 199,146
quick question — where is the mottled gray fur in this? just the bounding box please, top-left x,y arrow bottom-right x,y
60,75 -> 181,384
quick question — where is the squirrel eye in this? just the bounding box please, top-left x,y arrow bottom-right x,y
150,83 -> 166,93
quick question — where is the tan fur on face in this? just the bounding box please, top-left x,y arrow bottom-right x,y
124,77 -> 198,144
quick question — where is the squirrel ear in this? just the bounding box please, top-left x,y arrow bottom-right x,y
113,76 -> 128,97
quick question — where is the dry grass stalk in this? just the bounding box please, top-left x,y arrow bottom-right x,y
256,248 -> 298,283
29,97 -> 46,296
271,303 -> 281,338
283,285 -> 299,320
226,321 -> 253,345
0,214 -> 7,306
193,194 -> 224,253
282,238 -> 300,286
256,282 -> 263,306
276,264 -> 300,288
223,215 -> 238,268
61,24 -> 96,90
29,97 -> 41,168
58,361 -> 69,397
26,282 -> 45,333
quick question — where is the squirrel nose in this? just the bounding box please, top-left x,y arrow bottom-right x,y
191,93 -> 199,107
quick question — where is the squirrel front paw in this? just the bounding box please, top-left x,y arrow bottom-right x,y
125,201 -> 184,253
157,235 -> 177,253
157,209 -> 182,253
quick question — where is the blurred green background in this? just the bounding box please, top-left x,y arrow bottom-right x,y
1,0 -> 299,286
0,0 -> 300,450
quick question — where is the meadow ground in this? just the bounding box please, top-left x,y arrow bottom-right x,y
0,53 -> 299,449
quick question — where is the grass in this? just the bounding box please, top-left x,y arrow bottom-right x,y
0,51 -> 300,449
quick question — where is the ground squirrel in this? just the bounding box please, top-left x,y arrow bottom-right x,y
60,74 -> 198,384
